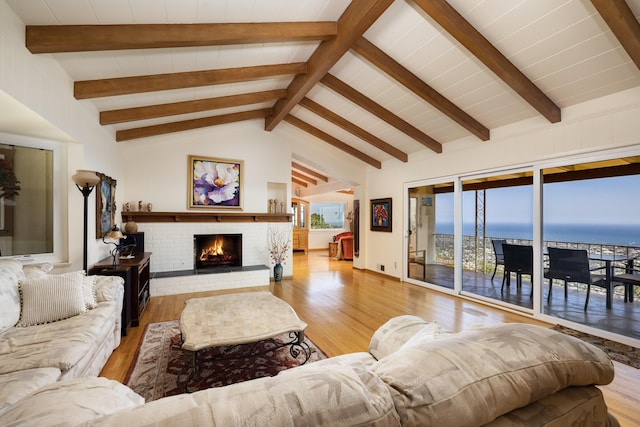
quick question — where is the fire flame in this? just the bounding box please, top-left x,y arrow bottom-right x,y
199,239 -> 224,261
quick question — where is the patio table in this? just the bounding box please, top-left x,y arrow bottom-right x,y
588,253 -> 636,308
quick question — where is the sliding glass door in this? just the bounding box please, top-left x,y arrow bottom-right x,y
542,159 -> 640,340
406,182 -> 454,289
460,171 -> 533,309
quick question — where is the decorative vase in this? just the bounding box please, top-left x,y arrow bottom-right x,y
274,263 -> 283,282
124,220 -> 138,233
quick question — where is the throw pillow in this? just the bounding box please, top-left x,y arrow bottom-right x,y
0,260 -> 26,331
82,275 -> 98,309
56,271 -> 98,310
17,274 -> 86,327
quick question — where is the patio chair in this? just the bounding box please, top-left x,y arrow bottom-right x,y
491,239 -> 506,281
544,247 -> 610,311
501,243 -> 533,293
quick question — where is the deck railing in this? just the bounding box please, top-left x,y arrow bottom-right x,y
433,233 -> 640,298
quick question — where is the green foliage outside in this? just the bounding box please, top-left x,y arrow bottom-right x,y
311,213 -> 339,229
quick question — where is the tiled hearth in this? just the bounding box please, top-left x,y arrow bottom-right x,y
131,220 -> 290,296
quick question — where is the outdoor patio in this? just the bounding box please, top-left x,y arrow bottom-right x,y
411,263 -> 640,341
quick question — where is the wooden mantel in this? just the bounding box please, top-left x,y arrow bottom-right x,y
121,211 -> 292,223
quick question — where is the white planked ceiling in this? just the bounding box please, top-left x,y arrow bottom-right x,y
4,0 -> 640,175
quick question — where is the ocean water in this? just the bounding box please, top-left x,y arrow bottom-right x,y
435,222 -> 640,247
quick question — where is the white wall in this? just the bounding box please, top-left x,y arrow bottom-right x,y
0,1 -> 124,270
362,87 -> 640,279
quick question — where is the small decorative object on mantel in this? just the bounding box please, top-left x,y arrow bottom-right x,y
146,202 -> 153,212
138,200 -> 143,211
268,226 -> 291,283
123,202 -> 131,212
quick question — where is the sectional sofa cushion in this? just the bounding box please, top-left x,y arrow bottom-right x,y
90,363 -> 401,427
0,367 -> 61,416
0,377 -> 144,427
17,272 -> 86,327
372,323 -> 614,427
368,315 -> 450,360
0,302 -> 117,375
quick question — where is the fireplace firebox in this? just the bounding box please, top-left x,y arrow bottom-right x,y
194,234 -> 242,272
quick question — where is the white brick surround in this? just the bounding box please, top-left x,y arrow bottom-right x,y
135,221 -> 291,296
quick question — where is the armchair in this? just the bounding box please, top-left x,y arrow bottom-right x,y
333,232 -> 353,260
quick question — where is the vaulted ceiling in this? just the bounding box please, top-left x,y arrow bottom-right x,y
5,0 -> 640,192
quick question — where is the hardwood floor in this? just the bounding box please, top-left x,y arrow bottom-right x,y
101,250 -> 640,426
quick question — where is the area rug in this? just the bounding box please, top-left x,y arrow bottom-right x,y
125,320 -> 328,401
552,325 -> 640,369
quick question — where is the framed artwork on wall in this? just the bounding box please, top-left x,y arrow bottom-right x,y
370,197 -> 392,232
96,173 -> 117,238
188,155 -> 243,210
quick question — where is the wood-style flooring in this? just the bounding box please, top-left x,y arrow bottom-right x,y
100,250 -> 640,426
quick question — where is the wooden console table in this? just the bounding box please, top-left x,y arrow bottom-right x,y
89,252 -> 152,331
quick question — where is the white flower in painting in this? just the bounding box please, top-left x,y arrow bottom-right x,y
193,161 -> 240,205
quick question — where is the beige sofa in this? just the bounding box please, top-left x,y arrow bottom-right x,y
0,259 -> 124,416
0,314 -> 619,426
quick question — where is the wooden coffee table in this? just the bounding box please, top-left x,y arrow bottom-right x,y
178,291 -> 309,392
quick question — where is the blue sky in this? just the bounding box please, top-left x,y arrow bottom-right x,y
435,175 -> 640,225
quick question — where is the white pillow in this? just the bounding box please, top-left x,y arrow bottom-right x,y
0,260 -> 26,331
56,271 -> 98,310
17,273 -> 86,327
82,275 -> 98,309
22,263 -> 54,280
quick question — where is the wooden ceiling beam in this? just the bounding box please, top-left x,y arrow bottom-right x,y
75,63 -> 306,99
116,108 -> 270,141
411,0 -> 561,124
26,22 -> 338,53
265,0 -> 394,131
591,0 -> 640,71
321,74 -> 442,153
291,161 -> 329,182
292,171 -> 317,185
284,115 -> 382,169
299,97 -> 408,162
100,89 -> 286,125
352,37 -> 489,141
292,177 -> 308,187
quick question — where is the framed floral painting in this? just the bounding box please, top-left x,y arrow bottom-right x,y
188,155 -> 243,209
370,198 -> 392,232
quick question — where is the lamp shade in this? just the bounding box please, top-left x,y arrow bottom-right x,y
72,170 -> 100,188
104,225 -> 125,241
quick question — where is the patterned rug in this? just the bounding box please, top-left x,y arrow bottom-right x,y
551,325 -> 640,369
125,320 -> 328,401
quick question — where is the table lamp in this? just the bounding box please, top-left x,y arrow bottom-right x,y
103,225 -> 126,267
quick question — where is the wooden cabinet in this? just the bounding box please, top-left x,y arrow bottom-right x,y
291,198 -> 309,253
89,252 -> 152,330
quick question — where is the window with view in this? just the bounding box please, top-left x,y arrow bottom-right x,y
310,202 -> 345,229
0,143 -> 54,256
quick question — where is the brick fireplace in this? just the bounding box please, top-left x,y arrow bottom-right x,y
121,212 -> 293,296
